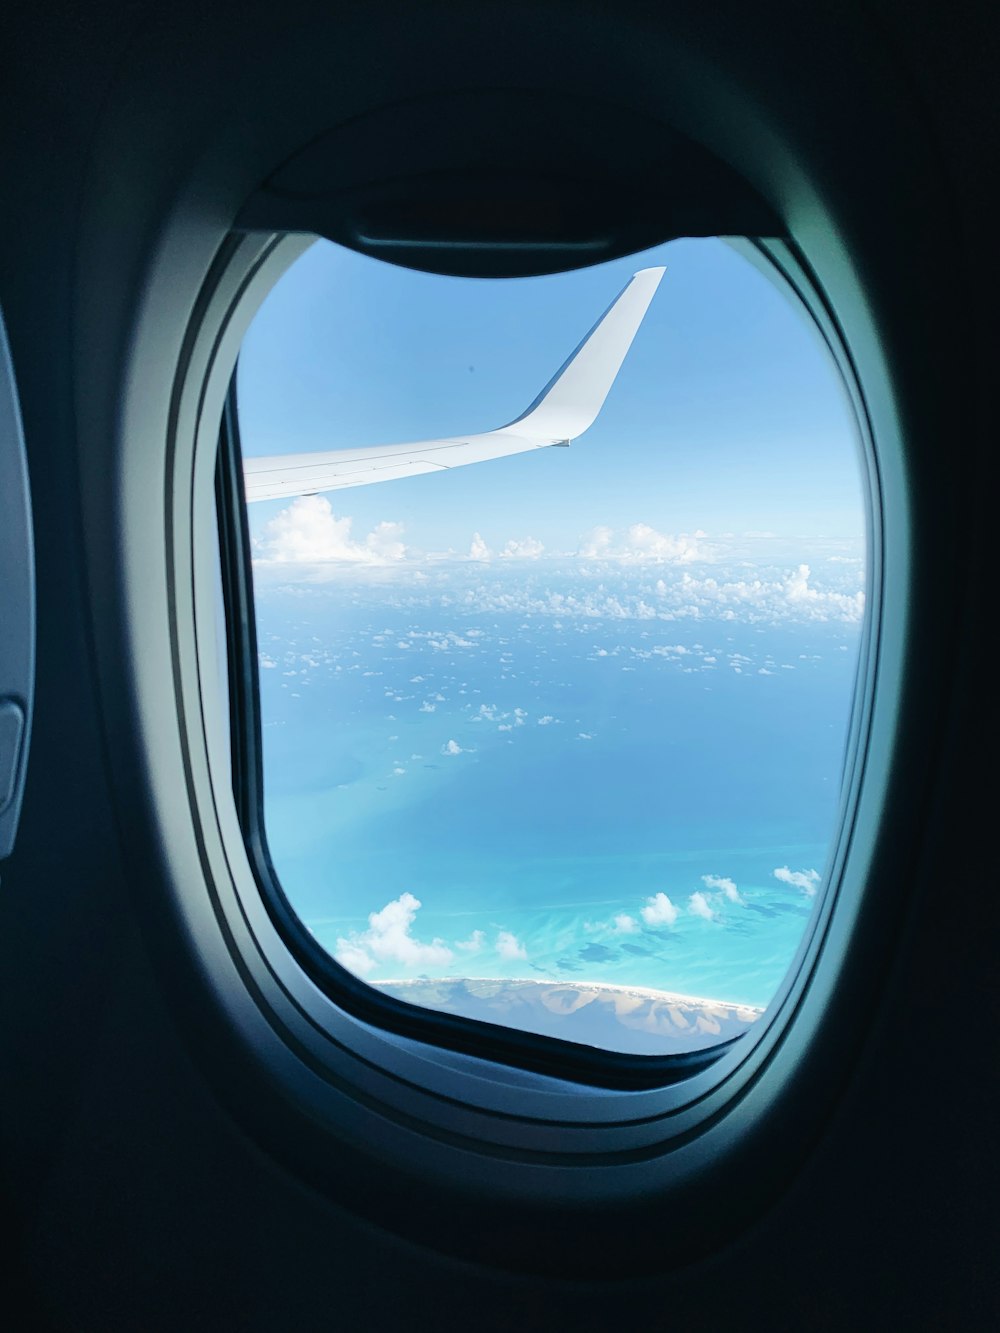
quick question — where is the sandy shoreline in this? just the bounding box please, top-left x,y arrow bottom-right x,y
371,974 -> 764,1015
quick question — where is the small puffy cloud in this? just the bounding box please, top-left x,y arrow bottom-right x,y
442,739 -> 468,755
501,536 -> 545,560
366,520 -> 408,561
334,892 -> 453,976
256,495 -> 408,565
456,929 -> 485,953
688,890 -> 718,921
496,930 -> 527,961
624,523 -> 702,564
702,874 -> 743,905
419,701 -> 436,713
468,532 -> 491,562
579,523 -> 702,565
612,913 -> 640,934
781,564 -> 865,622
334,941 -> 377,977
774,866 -> 821,897
578,525 -> 615,558
537,715 -> 555,726
641,892 -> 678,927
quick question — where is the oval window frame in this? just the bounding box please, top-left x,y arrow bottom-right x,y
162,226 -> 894,1213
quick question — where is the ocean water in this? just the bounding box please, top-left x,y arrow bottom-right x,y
255,561 -> 862,1012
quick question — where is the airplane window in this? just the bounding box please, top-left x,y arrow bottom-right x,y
230,237 -> 867,1061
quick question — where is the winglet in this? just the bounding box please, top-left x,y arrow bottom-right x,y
242,266 -> 665,503
500,266 -> 665,444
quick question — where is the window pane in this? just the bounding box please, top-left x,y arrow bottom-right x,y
236,237 -> 867,1057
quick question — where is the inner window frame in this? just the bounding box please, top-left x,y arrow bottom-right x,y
213,233 -> 879,1093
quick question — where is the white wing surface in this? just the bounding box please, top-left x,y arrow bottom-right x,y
243,266 -> 665,503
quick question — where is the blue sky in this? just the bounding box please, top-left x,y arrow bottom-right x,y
239,236 -> 865,561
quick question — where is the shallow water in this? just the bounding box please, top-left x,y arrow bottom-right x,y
257,566 -> 859,1010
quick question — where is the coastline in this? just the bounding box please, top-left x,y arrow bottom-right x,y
372,974 -> 765,1015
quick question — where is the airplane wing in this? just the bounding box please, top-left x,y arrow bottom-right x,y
242,266 -> 665,503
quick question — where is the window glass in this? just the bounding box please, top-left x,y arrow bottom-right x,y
236,238 -> 866,1057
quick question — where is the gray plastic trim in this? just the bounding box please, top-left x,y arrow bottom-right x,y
0,306 -> 34,858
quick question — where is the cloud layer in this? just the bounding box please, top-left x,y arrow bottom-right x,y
251,498 -> 865,624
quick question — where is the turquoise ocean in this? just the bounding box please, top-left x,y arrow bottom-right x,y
256,564 -> 860,1010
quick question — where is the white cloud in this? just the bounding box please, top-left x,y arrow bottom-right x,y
441,739 -> 468,755
256,495 -> 408,566
773,866 -> 822,897
780,564 -> 865,621
419,701 -> 436,713
624,523 -> 703,564
468,532 -> 491,562
579,523 -> 703,565
334,892 -> 454,976
702,874 -> 743,905
612,913 -> 640,934
456,929 -> 485,953
501,536 -> 545,560
688,890 -> 718,921
537,715 -> 555,726
578,525 -> 614,558
366,521 -> 408,562
496,930 -> 527,961
334,941 -> 377,977
641,892 -> 678,927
